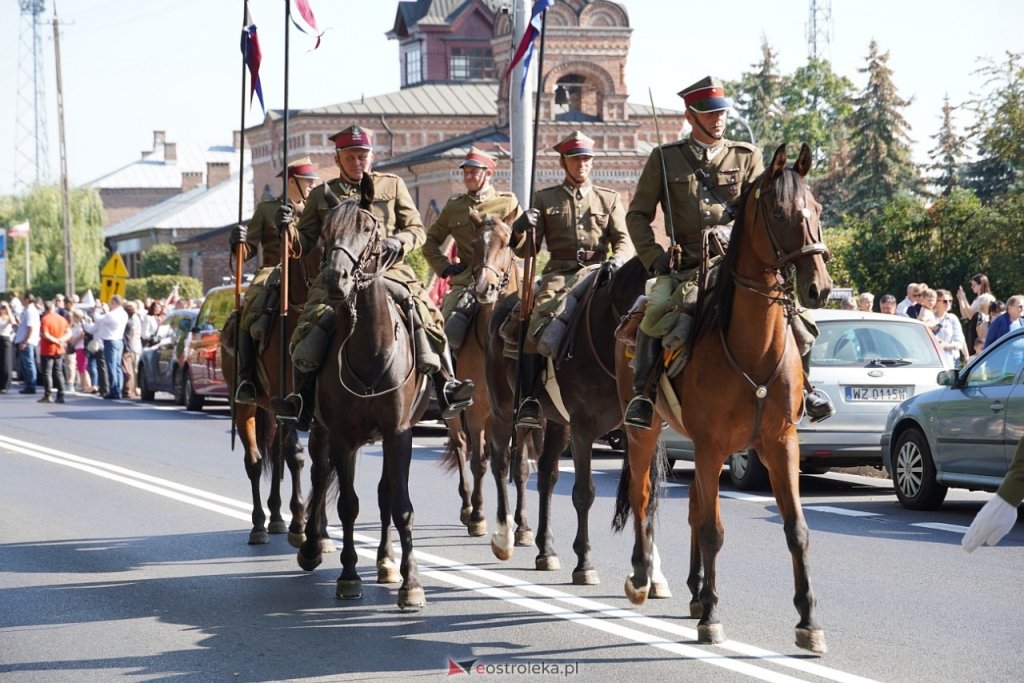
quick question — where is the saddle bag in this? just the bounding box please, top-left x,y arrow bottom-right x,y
291,304 -> 336,374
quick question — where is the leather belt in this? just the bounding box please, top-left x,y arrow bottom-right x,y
549,248 -> 606,263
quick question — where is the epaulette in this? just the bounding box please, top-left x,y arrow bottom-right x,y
496,191 -> 517,198
725,140 -> 760,154
593,185 -> 618,196
371,171 -> 400,180
447,193 -> 466,202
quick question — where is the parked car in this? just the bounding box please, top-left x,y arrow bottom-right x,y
182,285 -> 244,411
663,309 -> 946,489
881,328 -> 1024,510
137,308 -> 199,402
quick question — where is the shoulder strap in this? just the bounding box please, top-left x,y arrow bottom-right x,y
677,144 -> 736,221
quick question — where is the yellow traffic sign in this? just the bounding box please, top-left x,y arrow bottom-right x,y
99,252 -> 129,302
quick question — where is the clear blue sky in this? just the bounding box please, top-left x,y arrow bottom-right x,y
0,0 -> 1021,196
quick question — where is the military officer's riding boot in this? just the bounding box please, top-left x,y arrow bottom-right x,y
433,346 -> 475,419
234,328 -> 258,405
802,353 -> 835,423
270,369 -> 316,431
624,331 -> 663,430
514,353 -> 544,430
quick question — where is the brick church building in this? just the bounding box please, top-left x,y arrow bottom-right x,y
246,0 -> 686,231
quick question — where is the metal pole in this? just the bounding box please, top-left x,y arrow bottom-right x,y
231,0 -> 249,451
52,9 -> 73,298
278,0 -> 292,411
509,0 -> 531,207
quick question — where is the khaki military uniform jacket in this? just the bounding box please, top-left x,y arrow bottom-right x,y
243,197 -> 295,268
424,187 -> 523,287
298,172 -> 425,285
514,184 -> 633,275
627,138 -> 764,270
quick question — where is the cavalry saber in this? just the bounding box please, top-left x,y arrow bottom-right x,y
278,0 -> 292,427
649,88 -> 679,261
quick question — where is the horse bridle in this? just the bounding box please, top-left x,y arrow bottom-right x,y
324,207 -> 384,293
471,217 -> 516,292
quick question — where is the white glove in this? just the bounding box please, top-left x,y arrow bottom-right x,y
962,495 -> 1018,553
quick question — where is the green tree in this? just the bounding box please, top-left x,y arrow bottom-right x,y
0,185 -> 106,297
845,41 -> 921,216
140,242 -> 181,276
927,95 -> 968,196
963,51 -> 1024,201
779,58 -> 855,176
728,36 -> 785,153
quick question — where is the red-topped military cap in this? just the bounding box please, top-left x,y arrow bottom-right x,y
678,76 -> 731,113
328,125 -> 373,150
552,131 -> 595,157
459,146 -> 497,172
276,156 -> 320,179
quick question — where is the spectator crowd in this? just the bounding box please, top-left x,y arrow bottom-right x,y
0,288 -> 199,403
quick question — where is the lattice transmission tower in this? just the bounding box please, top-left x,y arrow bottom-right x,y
16,0 -> 50,188
806,0 -> 832,62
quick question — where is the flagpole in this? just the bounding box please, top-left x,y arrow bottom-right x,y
231,0 -> 249,451
528,7 -> 548,202
278,0 -> 292,413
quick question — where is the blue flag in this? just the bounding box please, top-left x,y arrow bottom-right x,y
241,0 -> 264,113
505,0 -> 554,99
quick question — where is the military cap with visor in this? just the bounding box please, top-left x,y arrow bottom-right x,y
329,125 -> 373,150
459,146 -> 497,172
677,76 -> 731,113
553,131 -> 595,157
276,156 -> 320,180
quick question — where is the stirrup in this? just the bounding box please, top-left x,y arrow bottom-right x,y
234,380 -> 257,405
805,389 -> 835,423
439,379 -> 474,419
515,397 -> 543,429
270,393 -> 302,423
623,394 -> 656,430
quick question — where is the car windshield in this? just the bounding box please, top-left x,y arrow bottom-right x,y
811,320 -> 942,368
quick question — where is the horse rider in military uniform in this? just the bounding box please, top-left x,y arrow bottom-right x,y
271,125 -> 475,428
510,130 -> 633,428
623,76 -> 835,429
423,146 -> 523,351
230,157 -> 321,404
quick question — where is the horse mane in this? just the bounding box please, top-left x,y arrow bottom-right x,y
706,165 -> 805,336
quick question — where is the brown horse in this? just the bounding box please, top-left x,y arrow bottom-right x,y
221,230 -> 328,551
439,210 -> 537,547
482,227 -> 659,586
613,144 -> 832,653
295,176 -> 430,610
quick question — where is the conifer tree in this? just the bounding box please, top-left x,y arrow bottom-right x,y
845,41 -> 920,216
728,36 -> 785,155
927,94 -> 967,196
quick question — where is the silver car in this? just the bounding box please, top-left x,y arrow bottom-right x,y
881,327 -> 1024,509
664,309 -> 945,489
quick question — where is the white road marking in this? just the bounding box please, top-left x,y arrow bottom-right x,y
912,522 -> 968,534
720,490 -> 776,503
2,433 -> 879,683
804,506 -> 880,517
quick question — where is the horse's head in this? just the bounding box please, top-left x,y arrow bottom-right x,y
467,208 -> 518,305
745,144 -> 832,309
321,173 -> 382,299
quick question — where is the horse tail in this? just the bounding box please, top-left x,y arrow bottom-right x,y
525,426 -> 543,463
438,415 -> 467,473
611,437 -> 668,532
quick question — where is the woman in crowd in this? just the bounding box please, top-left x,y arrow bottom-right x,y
931,289 -> 968,368
957,274 -> 996,355
0,301 -> 15,393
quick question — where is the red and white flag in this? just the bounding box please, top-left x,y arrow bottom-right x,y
8,221 -> 29,238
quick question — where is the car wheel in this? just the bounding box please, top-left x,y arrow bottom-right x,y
184,374 -> 204,412
891,428 -> 947,510
138,365 -> 155,402
728,450 -> 770,491
173,366 -> 185,405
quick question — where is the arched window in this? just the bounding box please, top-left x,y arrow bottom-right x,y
554,74 -> 600,122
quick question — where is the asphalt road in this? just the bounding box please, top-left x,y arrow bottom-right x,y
1,391 -> 1021,682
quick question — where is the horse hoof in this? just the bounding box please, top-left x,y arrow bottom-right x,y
320,538 -> 337,554
248,529 -> 269,545
689,600 -> 703,619
460,507 -> 472,526
514,529 -> 535,547
287,531 -> 306,549
491,538 -> 513,561
335,578 -> 362,600
624,574 -> 649,605
467,519 -> 488,537
698,623 -> 725,644
535,555 -> 560,571
649,581 -> 672,599
571,569 -> 599,586
398,586 -> 426,611
377,559 -> 401,584
268,520 -> 288,534
296,548 -> 322,572
795,628 -> 828,654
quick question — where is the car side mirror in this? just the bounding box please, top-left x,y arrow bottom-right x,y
936,369 -> 959,387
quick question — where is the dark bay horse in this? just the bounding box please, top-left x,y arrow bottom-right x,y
483,229 -> 664,588
440,209 -> 538,547
613,144 -> 832,653
295,176 -> 430,610
221,231 -> 327,551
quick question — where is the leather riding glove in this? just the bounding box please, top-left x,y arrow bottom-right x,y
229,223 -> 247,249
512,208 -> 539,235
442,262 -> 467,279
